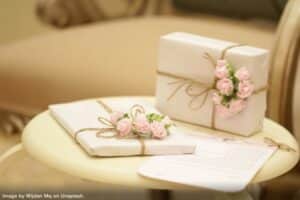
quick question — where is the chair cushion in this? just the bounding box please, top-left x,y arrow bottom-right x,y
0,16 -> 275,115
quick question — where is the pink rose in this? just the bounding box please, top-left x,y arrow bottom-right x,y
215,105 -> 232,118
216,78 -> 234,95
237,80 -> 254,99
110,111 -> 124,125
229,99 -> 247,115
212,92 -> 222,105
215,65 -> 229,79
150,121 -> 167,139
116,118 -> 132,137
235,67 -> 250,81
216,59 -> 227,67
133,114 -> 151,133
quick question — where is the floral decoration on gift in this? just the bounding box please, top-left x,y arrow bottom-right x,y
108,106 -> 172,139
212,60 -> 254,118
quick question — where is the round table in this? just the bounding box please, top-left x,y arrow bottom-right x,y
2,97 -> 300,199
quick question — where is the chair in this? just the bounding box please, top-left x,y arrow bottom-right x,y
267,0 -> 300,138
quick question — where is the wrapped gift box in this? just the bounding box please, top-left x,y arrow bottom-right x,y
49,99 -> 196,157
156,32 -> 269,136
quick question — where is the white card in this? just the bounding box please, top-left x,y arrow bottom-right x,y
138,137 -> 277,192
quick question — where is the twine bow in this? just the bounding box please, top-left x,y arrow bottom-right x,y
162,45 -> 242,111
164,52 -> 217,110
157,44 -> 268,132
129,104 -> 145,119
74,101 -> 147,155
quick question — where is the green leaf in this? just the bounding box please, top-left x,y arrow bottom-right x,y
146,114 -> 153,122
165,124 -> 171,129
222,95 -> 232,106
146,113 -> 165,122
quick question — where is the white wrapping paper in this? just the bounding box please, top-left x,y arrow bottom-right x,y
49,99 -> 196,157
156,32 -> 269,136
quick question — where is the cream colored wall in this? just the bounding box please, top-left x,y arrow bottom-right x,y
0,0 -> 53,45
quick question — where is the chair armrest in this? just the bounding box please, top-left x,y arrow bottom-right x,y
267,0 -> 300,132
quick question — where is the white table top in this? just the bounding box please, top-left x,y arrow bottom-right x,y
22,97 -> 299,190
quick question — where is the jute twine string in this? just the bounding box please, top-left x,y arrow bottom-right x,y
74,100 -> 147,155
157,44 -> 268,130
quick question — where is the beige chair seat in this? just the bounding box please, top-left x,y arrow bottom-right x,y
0,16 -> 275,115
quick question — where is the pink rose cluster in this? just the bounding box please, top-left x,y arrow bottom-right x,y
109,111 -> 172,139
213,59 -> 254,118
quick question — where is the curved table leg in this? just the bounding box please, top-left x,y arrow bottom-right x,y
149,189 -> 171,200
0,143 -> 23,164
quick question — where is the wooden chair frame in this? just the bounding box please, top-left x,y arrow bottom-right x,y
268,0 -> 300,134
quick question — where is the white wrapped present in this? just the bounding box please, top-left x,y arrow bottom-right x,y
49,99 -> 196,157
156,32 -> 269,136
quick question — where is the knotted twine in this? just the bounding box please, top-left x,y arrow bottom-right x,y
74,100 -> 146,155
157,44 -> 268,130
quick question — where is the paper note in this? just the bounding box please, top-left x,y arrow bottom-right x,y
139,137 -> 277,192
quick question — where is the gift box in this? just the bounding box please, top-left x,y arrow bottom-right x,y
49,99 -> 196,157
155,32 -> 269,136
